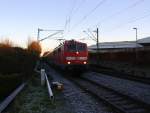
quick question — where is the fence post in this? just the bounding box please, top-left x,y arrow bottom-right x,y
40,69 -> 54,101
41,69 -> 45,86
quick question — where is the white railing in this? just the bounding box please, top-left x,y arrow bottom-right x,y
40,69 -> 54,100
0,83 -> 26,113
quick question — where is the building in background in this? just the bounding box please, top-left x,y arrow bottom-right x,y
137,37 -> 150,47
88,37 -> 150,53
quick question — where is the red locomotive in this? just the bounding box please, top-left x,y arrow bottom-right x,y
43,40 -> 88,71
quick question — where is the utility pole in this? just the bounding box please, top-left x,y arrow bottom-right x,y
133,27 -> 138,64
96,28 -> 99,53
37,28 -> 40,41
96,28 -> 99,65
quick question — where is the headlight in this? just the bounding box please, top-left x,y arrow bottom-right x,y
83,61 -> 87,64
67,61 -> 71,64
66,57 -> 76,60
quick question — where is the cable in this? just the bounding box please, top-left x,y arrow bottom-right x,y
93,0 -> 145,27
65,0 -> 86,34
63,0 -> 77,34
105,11 -> 150,33
64,0 -> 88,39
83,30 -> 97,42
70,0 -> 86,19
87,28 -> 97,40
71,0 -> 107,30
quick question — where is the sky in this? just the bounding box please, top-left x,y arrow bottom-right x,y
0,0 -> 150,52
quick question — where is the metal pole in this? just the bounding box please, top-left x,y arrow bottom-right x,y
96,28 -> 99,52
37,28 -> 40,41
133,27 -> 138,63
96,28 -> 99,64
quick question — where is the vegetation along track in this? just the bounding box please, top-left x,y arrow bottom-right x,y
67,74 -> 150,113
90,65 -> 150,85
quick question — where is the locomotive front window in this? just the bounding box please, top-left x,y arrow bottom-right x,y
66,43 -> 86,52
67,44 -> 77,52
77,44 -> 86,51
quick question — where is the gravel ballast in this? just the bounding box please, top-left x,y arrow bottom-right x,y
43,63 -> 115,113
82,72 -> 150,105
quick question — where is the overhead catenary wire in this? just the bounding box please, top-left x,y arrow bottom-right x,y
39,31 -> 63,42
64,0 -> 77,32
71,0 -> 108,30
105,11 -> 150,33
85,0 -> 145,31
83,30 -> 97,42
64,0 -> 87,38
87,28 -> 97,40
90,0 -> 146,28
70,0 -> 87,19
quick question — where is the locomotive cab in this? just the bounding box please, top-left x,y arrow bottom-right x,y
63,40 -> 88,71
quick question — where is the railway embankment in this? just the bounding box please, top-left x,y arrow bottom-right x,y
82,72 -> 150,105
90,60 -> 150,79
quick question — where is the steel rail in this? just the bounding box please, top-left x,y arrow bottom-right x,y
69,76 -> 150,113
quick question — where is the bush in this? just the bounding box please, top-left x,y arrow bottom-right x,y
0,40 -> 41,75
0,73 -> 23,101
0,39 -> 42,101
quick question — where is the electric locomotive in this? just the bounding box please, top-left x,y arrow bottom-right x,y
44,40 -> 88,71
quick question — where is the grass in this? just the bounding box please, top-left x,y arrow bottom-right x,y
8,74 -> 75,113
0,73 -> 23,101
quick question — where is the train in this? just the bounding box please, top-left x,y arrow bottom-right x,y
43,40 -> 88,71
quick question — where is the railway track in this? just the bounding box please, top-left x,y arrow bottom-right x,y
68,75 -> 150,113
90,65 -> 150,85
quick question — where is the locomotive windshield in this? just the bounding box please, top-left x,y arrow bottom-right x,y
77,44 -> 86,51
66,43 -> 86,52
67,44 -> 76,52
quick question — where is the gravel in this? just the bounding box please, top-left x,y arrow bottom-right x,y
82,71 -> 150,105
43,63 -> 115,113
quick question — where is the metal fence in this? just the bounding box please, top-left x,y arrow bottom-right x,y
0,83 -> 26,113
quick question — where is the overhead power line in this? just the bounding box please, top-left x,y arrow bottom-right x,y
106,11 -> 150,33
94,0 -> 145,27
83,30 -> 97,42
64,0 -> 77,33
64,0 -> 87,35
71,0 -> 107,30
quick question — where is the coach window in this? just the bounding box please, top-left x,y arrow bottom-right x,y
58,48 -> 61,52
53,51 -> 56,55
